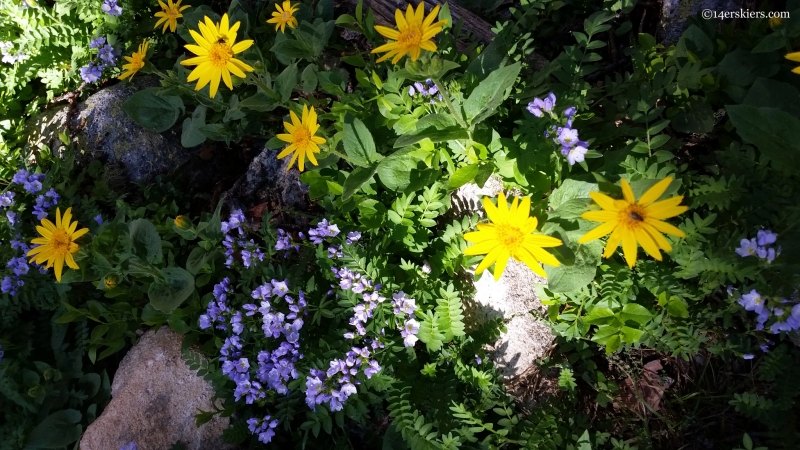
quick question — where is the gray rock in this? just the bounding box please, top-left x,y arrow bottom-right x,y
455,178 -> 555,380
660,0 -> 749,44
25,77 -> 191,183
79,328 -> 233,450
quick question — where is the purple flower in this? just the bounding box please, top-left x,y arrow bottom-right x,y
11,170 -> 29,185
739,289 -> 766,315
756,230 -> 777,246
566,143 -> 588,166
557,127 -> 580,148
6,211 -> 17,226
119,443 -> 137,450
271,279 -> 289,297
563,106 -> 577,118
80,62 -> 104,83
346,231 -> 362,244
89,36 -> 106,49
94,214 -> 103,225
413,81 -> 426,96
98,44 -> 118,65
401,319 -> 420,347
364,360 -> 381,378
735,238 -> 758,257
0,344 -> 4,362
408,85 -> 416,96
743,353 -> 754,360
475,354 -> 482,365
0,192 -> 15,208
526,92 -> 556,117
102,0 -> 122,16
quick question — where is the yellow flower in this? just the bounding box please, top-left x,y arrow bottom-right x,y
463,193 -> 563,281
180,14 -> 254,99
27,207 -> 89,282
154,0 -> 191,34
266,0 -> 299,33
119,41 -> 149,81
578,177 -> 688,268
786,52 -> 800,74
371,3 -> 447,64
276,105 -> 326,172
103,274 -> 119,289
770,17 -> 784,29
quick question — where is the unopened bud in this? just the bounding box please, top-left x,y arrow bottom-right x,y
103,274 -> 119,289
174,215 -> 191,230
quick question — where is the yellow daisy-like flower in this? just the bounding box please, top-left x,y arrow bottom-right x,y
371,3 -> 447,64
119,41 -> 149,81
154,0 -> 191,34
27,207 -> 89,282
276,105 -> 326,172
578,177 -> 688,268
266,0 -> 299,33
785,52 -> 800,74
180,14 -> 254,99
463,193 -> 563,281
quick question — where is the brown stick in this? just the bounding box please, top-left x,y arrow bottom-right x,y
340,0 -> 549,70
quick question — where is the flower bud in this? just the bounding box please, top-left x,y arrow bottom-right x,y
103,273 -> 119,289
174,215 -> 191,230
769,17 -> 784,29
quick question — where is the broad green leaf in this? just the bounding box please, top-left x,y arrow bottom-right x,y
275,63 -> 298,103
462,62 -> 521,126
727,105 -> 800,170
716,49 -> 780,86
672,98 -> 713,133
447,164 -> 479,189
26,409 -> 82,448
181,105 -> 207,147
240,92 -> 280,111
122,88 -> 183,133
393,127 -> 468,148
343,114 -> 381,166
584,307 -> 615,325
548,179 -> 598,210
619,303 -> 652,325
376,155 -> 416,192
620,326 -> 644,343
342,165 -> 378,200
148,267 -> 195,313
128,219 -> 162,264
743,78 -> 800,119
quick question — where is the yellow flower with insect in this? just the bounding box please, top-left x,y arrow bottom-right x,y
119,41 -> 149,81
180,14 -> 254,99
276,105 -> 326,172
27,207 -> 89,282
578,177 -> 688,268
786,52 -> 800,74
463,193 -> 563,280
154,0 -> 191,34
372,3 -> 447,64
267,0 -> 299,33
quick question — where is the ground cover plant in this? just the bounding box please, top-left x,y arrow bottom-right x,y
1,0 -> 800,449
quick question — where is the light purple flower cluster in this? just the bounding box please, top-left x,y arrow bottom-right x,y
2,238 -> 45,297
308,219 -> 340,245
735,230 -> 780,263
221,210 -> 265,268
305,345 -> 381,412
331,267 -> 385,339
102,0 -> 122,16
11,169 -> 45,194
274,228 -> 300,257
738,289 -> 800,334
199,277 -> 234,331
392,291 -> 419,347
119,443 -> 137,450
0,41 -> 29,65
32,188 -> 60,220
408,79 -> 443,104
0,344 -> 4,362
247,415 -> 279,444
79,36 -> 119,84
530,93 -> 588,166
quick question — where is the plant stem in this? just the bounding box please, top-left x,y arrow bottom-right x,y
328,148 -> 360,166
431,77 -> 468,129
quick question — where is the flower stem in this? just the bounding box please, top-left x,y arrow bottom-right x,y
431,77 -> 468,129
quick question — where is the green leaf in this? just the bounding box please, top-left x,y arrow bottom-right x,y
239,92 -> 280,112
186,247 -> 212,275
270,39 -> 314,59
393,126 -> 468,148
752,32 -> 787,53
181,105 -> 207,147
376,155 -> 416,192
341,165 -> 378,200
122,88 -> 183,133
25,409 -> 82,448
128,219 -> 162,264
148,267 -> 195,313
743,78 -> 800,119
448,164 -> 479,189
275,63 -> 298,103
584,307 -> 615,325
417,311 -> 444,351
727,105 -> 800,170
343,114 -> 380,166
462,62 -> 521,126
620,303 -> 652,325
716,49 -> 780,86
620,326 -> 644,343
548,179 -> 598,210
672,98 -> 713,133
302,63 -> 319,93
